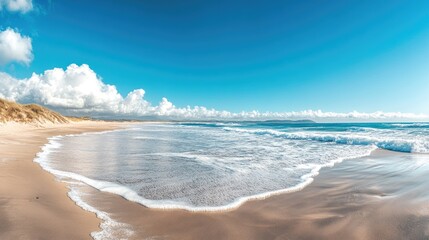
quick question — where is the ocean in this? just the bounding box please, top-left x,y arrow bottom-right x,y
34,121 -> 429,238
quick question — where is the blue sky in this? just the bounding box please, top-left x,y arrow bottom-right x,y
0,0 -> 428,120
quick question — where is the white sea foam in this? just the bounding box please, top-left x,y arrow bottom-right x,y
223,127 -> 429,153
390,123 -> 429,127
212,122 -> 242,127
34,135 -> 134,240
177,122 -> 242,127
34,129 -> 377,212
68,188 -> 133,240
39,148 -> 376,212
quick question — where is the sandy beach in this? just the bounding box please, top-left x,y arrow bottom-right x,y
0,121 -> 129,240
1,0 -> 428,239
1,122 -> 429,240
81,150 -> 429,240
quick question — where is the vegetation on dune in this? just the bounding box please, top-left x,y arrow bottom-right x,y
0,98 -> 69,124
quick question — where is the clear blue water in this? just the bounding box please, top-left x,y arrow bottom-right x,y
36,122 -> 429,211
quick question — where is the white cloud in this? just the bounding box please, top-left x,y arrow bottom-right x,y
0,63 -> 427,121
0,0 -> 33,13
0,28 -> 33,65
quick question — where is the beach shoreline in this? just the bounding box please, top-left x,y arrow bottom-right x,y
1,122 -> 429,240
0,121 -> 132,240
83,149 -> 429,240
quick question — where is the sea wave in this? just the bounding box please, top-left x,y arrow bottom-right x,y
390,123 -> 429,128
223,127 -> 429,153
179,122 -> 242,128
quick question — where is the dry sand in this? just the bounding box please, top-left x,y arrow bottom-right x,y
0,121 -> 130,240
1,122 -> 429,240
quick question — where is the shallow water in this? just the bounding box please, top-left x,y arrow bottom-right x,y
36,122 -> 429,212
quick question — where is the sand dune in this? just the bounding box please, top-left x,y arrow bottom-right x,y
0,98 -> 69,124
0,99 -> 131,239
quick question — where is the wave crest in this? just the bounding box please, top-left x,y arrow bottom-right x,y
223,127 -> 429,153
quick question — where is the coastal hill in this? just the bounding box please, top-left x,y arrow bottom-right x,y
0,98 -> 69,124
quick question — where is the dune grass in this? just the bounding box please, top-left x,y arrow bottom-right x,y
0,98 -> 69,124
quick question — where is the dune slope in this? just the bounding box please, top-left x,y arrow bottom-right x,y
0,98 -> 69,124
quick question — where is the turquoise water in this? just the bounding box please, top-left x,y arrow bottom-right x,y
36,122 -> 429,212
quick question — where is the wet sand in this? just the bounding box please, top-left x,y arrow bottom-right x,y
0,121 -> 130,240
81,150 -> 429,240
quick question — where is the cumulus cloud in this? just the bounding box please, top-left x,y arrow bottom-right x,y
0,28 -> 33,65
0,0 -> 33,13
0,63 -> 427,121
